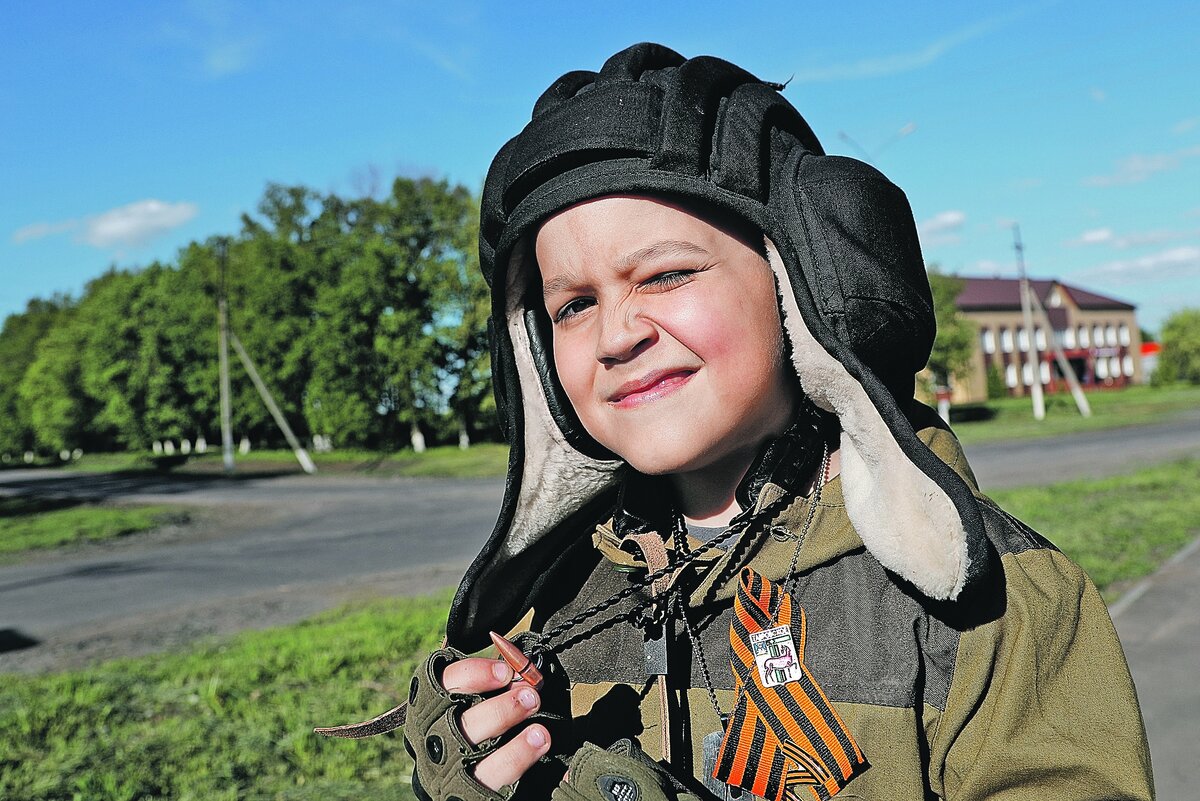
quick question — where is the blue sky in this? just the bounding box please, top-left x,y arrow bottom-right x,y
3,1 -> 1198,330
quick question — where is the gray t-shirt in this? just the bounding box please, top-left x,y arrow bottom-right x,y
686,522 -> 727,547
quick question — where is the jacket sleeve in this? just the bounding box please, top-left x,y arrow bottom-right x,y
928,545 -> 1153,800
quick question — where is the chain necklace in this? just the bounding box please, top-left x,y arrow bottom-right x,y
673,443 -> 829,721
529,442 -> 830,719
528,489 -> 791,658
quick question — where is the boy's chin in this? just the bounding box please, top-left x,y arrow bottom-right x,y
614,441 -> 724,478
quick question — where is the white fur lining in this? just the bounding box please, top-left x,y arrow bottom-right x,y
765,241 -> 970,599
502,241 -> 623,556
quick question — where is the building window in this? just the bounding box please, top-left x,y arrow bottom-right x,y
981,328 -> 995,354
1094,325 -> 1104,347
1035,327 -> 1047,350
1006,363 -> 1018,388
1040,361 -> 1051,385
1017,327 -> 1029,352
1106,324 -> 1117,346
1022,362 -> 1034,386
1096,358 -> 1109,379
1048,287 -> 1062,307
1078,325 -> 1089,347
1119,324 -> 1130,346
1123,354 -> 1135,376
1000,328 -> 1013,353
1110,356 -> 1121,377
1064,327 -> 1076,348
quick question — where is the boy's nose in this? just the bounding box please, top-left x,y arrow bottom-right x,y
595,307 -> 655,364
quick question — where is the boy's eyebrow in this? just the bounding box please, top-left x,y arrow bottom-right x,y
541,240 -> 710,299
541,271 -> 585,300
617,240 -> 709,271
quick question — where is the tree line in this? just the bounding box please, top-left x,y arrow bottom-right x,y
0,177 -> 495,458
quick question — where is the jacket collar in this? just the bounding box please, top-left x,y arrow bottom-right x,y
597,410 -> 990,605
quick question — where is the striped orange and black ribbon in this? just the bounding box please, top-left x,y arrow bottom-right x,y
712,568 -> 867,801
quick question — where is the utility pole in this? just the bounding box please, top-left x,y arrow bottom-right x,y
1012,224 -> 1045,420
217,239 -> 236,473
229,332 -> 317,474
838,122 -> 917,164
1028,290 -> 1092,417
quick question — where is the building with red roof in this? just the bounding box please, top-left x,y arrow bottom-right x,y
946,277 -> 1141,403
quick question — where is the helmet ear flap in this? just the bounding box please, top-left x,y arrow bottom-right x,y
519,272 -> 616,461
486,317 -> 514,445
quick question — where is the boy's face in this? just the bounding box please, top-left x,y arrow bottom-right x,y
535,195 -> 796,477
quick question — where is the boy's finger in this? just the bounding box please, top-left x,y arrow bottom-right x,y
459,684 -> 540,746
472,724 -> 551,792
441,657 -> 513,694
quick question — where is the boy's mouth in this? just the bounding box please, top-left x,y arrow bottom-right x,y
608,369 -> 696,408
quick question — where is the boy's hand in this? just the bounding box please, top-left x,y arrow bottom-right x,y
442,657 -> 552,791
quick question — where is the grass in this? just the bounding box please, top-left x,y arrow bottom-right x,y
62,443 -> 513,480
951,383 -> 1200,444
0,592 -> 451,801
0,498 -> 190,562
990,458 -> 1200,599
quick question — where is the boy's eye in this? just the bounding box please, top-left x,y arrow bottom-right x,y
643,270 -> 695,290
554,297 -> 595,323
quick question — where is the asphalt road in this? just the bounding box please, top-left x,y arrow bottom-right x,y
0,472 -> 505,670
1,411 -> 1197,672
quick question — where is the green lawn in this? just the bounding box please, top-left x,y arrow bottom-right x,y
2,460 -> 1198,800
951,383 -> 1200,444
990,458 -> 1200,599
64,442 -> 513,480
0,592 -> 450,801
0,498 -> 190,562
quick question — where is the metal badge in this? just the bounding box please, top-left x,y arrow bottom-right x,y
750,625 -> 801,687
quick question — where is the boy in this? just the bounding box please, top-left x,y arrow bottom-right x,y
322,43 -> 1152,801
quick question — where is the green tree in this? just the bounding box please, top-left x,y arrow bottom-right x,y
301,177 -> 486,449
0,297 -> 70,455
925,267 -> 977,393
1155,308 -> 1200,384
10,175 -> 497,456
18,307 -> 96,453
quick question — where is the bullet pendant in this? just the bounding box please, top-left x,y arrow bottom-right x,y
489,631 -> 544,690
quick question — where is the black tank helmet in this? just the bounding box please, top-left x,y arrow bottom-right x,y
448,43 -> 988,650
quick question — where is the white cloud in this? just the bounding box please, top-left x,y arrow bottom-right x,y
12,219 -> 78,243
1089,87 -> 1107,103
1067,226 -> 1195,249
83,200 -> 198,248
1172,117 -> 1199,136
1073,227 -> 1113,245
919,210 -> 966,234
968,259 -> 1006,275
1084,146 -> 1200,187
792,15 -> 1009,83
156,4 -> 264,78
11,199 -> 198,250
203,38 -> 259,77
1076,245 -> 1200,286
917,210 -> 966,247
